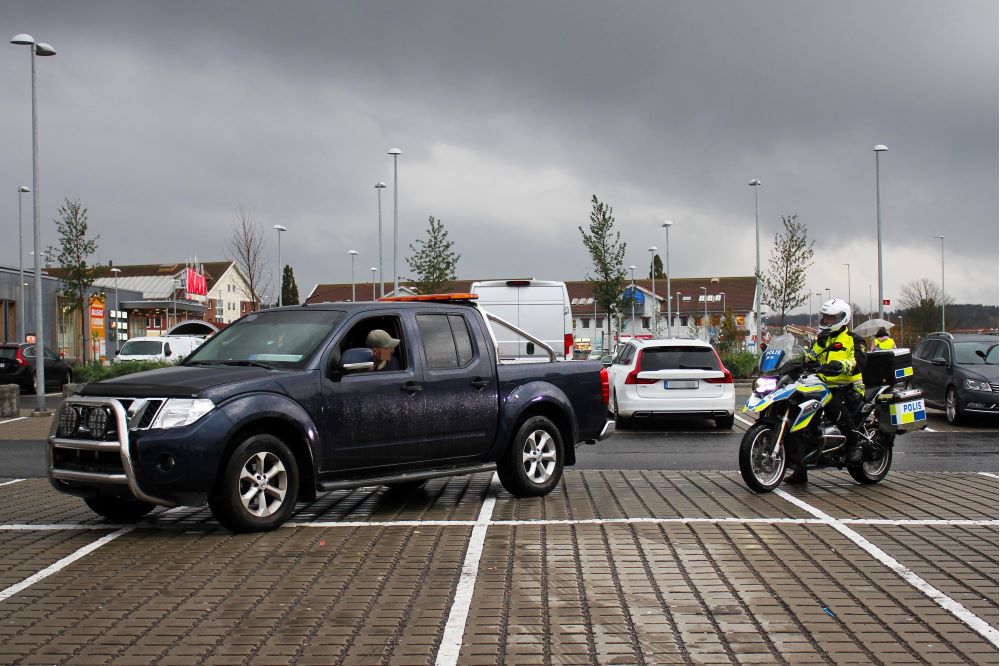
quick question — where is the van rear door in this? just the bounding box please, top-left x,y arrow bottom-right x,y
471,279 -> 571,360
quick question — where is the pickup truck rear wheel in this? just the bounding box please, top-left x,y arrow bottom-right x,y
209,434 -> 299,532
84,496 -> 155,522
497,416 -> 564,497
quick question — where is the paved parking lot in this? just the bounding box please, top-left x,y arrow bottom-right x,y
0,470 -> 997,665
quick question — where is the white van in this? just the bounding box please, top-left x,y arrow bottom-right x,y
114,336 -> 203,363
470,279 -> 573,360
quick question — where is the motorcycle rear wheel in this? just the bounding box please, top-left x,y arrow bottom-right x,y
739,423 -> 787,493
848,433 -> 894,484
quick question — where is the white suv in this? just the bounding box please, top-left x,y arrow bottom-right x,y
608,338 -> 735,429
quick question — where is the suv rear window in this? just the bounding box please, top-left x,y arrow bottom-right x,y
640,346 -> 720,371
0,348 -> 17,360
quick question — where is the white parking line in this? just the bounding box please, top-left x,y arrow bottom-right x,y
979,472 -> 1000,480
0,417 -> 27,426
734,413 -> 755,428
0,527 -> 132,603
774,488 -> 1000,648
435,473 -> 499,666
0,479 -> 24,487
4,516 -> 997,532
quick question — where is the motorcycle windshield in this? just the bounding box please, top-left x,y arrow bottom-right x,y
760,333 -> 797,373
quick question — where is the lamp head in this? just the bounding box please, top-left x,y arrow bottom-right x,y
662,220 -> 673,228
18,185 -> 30,193
34,43 -> 55,56
370,266 -> 377,272
628,265 -> 636,270
375,182 -> 387,189
648,246 -> 657,252
348,250 -> 358,256
111,267 -> 122,274
387,148 -> 402,156
10,34 -> 34,45
748,178 -> 761,186
273,224 -> 287,232
874,144 -> 888,152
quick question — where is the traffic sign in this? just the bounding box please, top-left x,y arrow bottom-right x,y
882,299 -> 891,305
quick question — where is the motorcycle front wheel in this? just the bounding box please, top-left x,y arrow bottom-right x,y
848,432 -> 894,484
739,423 -> 787,493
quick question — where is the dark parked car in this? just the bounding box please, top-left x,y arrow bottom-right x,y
911,332 -> 998,424
0,343 -> 74,393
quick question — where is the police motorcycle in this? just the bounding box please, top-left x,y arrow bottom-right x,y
738,332 -> 926,492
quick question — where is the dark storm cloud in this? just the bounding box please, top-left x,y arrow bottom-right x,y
1,1 -> 996,306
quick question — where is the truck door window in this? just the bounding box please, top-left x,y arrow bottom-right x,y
338,315 -> 407,371
417,313 -> 475,369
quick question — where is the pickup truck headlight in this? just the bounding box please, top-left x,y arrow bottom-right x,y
963,378 -> 992,392
150,399 -> 215,429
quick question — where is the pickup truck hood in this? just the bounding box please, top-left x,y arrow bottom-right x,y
78,365 -> 280,398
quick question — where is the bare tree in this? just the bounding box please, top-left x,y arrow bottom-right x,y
900,278 -> 951,335
226,205 -> 269,309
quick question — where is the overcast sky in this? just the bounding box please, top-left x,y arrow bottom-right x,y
2,1 -> 997,311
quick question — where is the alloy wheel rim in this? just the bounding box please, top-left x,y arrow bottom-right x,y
522,430 -> 557,484
750,428 -> 784,486
238,451 -> 288,517
946,390 -> 956,421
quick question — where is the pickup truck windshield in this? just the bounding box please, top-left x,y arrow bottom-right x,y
185,310 -> 345,369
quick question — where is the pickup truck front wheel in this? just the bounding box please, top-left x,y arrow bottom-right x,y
498,416 -> 564,497
209,434 -> 299,532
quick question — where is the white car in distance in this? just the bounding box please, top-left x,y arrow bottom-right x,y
608,338 -> 735,429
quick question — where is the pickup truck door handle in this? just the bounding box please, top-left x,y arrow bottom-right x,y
401,382 -> 423,393
471,377 -> 490,389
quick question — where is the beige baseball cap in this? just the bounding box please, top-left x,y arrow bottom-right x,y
366,329 -> 400,349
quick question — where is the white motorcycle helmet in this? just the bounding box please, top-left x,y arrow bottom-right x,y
817,298 -> 851,335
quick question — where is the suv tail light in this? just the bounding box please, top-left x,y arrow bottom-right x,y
624,350 -> 656,385
14,348 -> 27,367
564,334 -> 573,358
599,367 -> 610,405
704,347 -> 733,384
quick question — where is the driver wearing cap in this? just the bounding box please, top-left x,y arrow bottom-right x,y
366,329 -> 401,371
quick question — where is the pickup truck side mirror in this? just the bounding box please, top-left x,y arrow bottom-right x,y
340,347 -> 375,373
601,356 -> 613,367
930,357 -> 947,367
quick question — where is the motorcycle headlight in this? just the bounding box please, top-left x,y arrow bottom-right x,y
149,399 -> 215,430
754,377 -> 779,395
963,378 -> 992,392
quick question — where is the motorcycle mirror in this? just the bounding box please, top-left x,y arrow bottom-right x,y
759,343 -> 767,352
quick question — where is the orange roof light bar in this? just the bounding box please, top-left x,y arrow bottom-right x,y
377,293 -> 479,302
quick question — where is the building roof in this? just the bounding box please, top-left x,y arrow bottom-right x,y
306,275 -> 758,315
49,261 -> 251,301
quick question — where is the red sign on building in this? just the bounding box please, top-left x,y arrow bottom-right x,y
186,268 -> 207,298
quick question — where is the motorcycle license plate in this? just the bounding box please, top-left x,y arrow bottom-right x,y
664,380 -> 698,390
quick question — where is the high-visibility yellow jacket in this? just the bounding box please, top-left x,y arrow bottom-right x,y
874,336 -> 896,350
807,328 -> 864,387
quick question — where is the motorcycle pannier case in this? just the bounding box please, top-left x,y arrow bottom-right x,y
863,348 -> 913,386
876,388 -> 926,433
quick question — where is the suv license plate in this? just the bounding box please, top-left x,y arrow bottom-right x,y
664,380 -> 698,390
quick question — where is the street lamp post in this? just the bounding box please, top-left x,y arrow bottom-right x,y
648,246 -> 657,335
719,292 -> 726,320
16,185 -> 30,342
273,224 -> 287,307
662,221 -> 673,337
11,34 -> 55,415
388,148 -> 402,295
375,182 -> 387,297
111,267 -> 121,353
699,287 -> 708,342
171,278 -> 180,328
898,315 -> 904,343
676,292 -> 681,333
628,265 -> 637,338
843,263 -> 852,328
348,250 -> 358,301
933,235 -> 945,331
825,287 -> 831,301
749,178 -> 762,349
874,144 -> 888,319
370,267 -> 378,301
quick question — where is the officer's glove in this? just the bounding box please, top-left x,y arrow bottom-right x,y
820,361 -> 846,375
816,330 -> 830,346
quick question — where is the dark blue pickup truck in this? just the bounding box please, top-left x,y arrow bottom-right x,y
48,296 -> 612,531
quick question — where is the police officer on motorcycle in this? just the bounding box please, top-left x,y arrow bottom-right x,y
785,299 -> 866,484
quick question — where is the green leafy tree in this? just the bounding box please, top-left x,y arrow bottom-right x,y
760,215 -> 814,326
281,265 -> 299,305
49,198 -> 99,362
406,216 -> 461,294
718,306 -> 745,354
649,254 -> 665,280
579,195 -> 628,346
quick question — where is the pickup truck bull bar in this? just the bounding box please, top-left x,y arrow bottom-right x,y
48,397 -> 176,507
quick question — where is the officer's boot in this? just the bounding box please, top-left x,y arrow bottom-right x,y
785,440 -> 808,484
